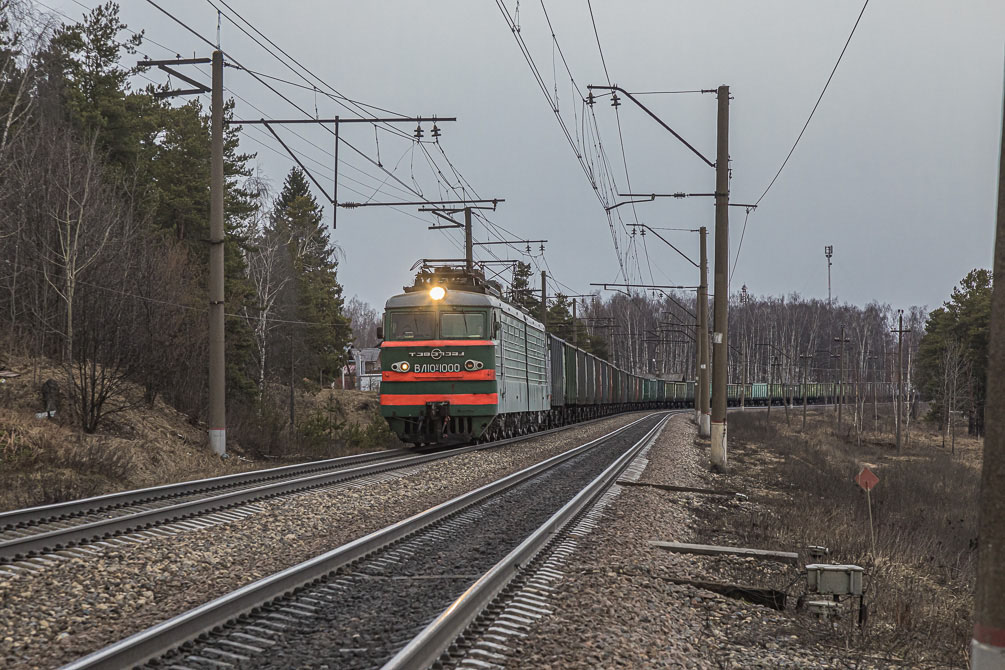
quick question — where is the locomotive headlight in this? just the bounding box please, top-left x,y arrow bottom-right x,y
399,361 -> 410,372
429,285 -> 446,301
464,360 -> 475,371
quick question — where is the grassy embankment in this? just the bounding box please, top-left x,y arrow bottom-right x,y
725,404 -> 979,667
0,356 -> 399,511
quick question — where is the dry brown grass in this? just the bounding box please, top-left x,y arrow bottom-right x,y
726,406 -> 979,668
0,356 -> 398,511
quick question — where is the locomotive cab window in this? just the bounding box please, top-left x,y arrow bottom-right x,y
440,312 -> 486,339
387,311 -> 435,340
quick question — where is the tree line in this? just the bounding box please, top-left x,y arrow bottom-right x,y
2,2 -> 986,451
0,2 -> 351,443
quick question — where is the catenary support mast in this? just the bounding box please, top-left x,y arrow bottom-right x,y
208,50 -> 226,456
698,226 -> 710,437
709,85 -> 730,470
971,73 -> 1005,670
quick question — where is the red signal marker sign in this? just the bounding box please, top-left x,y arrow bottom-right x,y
855,467 -> 879,492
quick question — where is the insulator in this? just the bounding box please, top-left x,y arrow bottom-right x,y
414,124 -> 424,139
586,92 -> 596,106
611,93 -> 621,108
431,124 -> 441,139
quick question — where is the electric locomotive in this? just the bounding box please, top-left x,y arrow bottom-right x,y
378,267 -> 529,445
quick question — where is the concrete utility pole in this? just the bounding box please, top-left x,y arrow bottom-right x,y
208,50 -> 226,457
710,84 -> 730,471
891,310 -> 911,453
800,353 -> 810,431
740,342 -> 747,410
698,226 -> 710,437
766,356 -> 776,426
464,207 -> 473,274
971,79 -> 1005,670
572,299 -> 578,347
134,55 -> 224,455
540,271 -> 548,330
834,325 -> 850,432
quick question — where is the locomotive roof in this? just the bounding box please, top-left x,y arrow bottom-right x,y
384,288 -> 545,326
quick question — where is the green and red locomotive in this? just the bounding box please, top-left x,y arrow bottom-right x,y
378,267 -> 686,446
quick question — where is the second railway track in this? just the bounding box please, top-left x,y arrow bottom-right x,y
0,411 -> 650,565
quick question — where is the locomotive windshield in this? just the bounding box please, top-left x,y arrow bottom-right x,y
385,310 -> 487,340
440,312 -> 486,338
387,312 -> 435,340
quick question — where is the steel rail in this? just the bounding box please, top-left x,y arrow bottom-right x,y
0,448 -> 413,530
0,408 -> 657,557
58,413 -> 661,670
382,412 -> 672,669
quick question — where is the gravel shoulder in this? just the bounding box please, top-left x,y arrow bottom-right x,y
0,412 -> 651,670
504,413 -> 929,670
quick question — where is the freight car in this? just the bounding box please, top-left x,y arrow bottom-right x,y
378,267 -> 894,445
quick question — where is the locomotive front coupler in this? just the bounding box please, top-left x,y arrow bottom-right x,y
424,401 -> 451,440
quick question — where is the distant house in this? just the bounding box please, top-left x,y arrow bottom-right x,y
339,348 -> 381,391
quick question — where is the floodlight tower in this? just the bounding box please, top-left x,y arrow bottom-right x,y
825,245 -> 834,306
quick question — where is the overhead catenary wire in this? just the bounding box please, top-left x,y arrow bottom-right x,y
586,0 -> 647,284
47,0 -> 465,247
729,0 -> 870,287
137,0 -> 481,260
496,0 -> 630,281
48,0 -> 594,300
197,0 -> 532,267
142,0 -> 433,206
752,0 -> 871,207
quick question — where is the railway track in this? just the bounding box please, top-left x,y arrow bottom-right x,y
0,411 -> 647,566
59,411 -> 672,670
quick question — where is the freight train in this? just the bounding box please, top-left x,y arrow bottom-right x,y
378,268 -> 893,446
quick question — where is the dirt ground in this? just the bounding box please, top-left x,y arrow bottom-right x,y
713,403 -> 981,668
0,356 -> 391,512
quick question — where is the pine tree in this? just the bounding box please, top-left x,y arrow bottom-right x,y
273,168 -> 351,380
509,261 -> 540,314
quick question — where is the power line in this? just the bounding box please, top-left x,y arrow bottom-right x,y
142,0 -> 431,206
10,264 -> 351,327
52,0 -> 452,235
753,0 -> 871,206
631,90 -> 706,95
496,0 -> 628,280
729,207 -> 752,285
586,0 -> 642,276
196,0 -> 514,263
209,0 -> 416,138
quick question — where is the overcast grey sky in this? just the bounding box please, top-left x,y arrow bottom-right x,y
48,0 -> 1005,313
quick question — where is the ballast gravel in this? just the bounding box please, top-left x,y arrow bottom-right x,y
166,414 -> 666,670
502,413 -> 907,670
0,412 -> 651,670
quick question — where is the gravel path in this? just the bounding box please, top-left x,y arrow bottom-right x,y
503,414 -> 918,670
0,412 -> 650,670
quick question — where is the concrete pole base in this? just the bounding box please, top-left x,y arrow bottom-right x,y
972,639 -> 1005,669
710,421 -> 727,471
209,429 -> 226,456
699,412 -> 711,438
